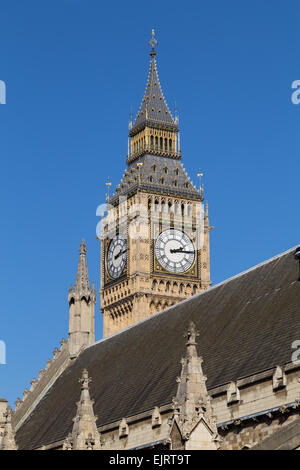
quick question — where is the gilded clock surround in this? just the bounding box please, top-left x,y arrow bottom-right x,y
100,33 -> 212,337
152,227 -> 198,277
103,235 -> 128,286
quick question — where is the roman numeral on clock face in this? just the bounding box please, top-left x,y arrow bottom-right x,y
155,229 -> 195,274
107,235 -> 127,279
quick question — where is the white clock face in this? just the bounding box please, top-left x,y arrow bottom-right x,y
155,229 -> 195,273
107,235 -> 127,279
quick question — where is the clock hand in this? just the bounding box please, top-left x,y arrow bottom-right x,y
114,249 -> 127,260
170,248 -> 194,254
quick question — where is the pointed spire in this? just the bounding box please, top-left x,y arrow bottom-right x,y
1,406 -> 17,450
75,239 -> 91,298
68,241 -> 96,356
63,369 -> 101,450
171,321 -> 220,447
130,30 -> 177,135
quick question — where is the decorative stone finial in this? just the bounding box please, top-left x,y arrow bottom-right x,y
119,417 -> 129,438
184,320 -> 199,359
148,29 -> 158,56
14,398 -> 22,410
79,368 -> 91,389
63,369 -> 101,450
169,319 -> 220,450
75,240 -> 91,297
227,381 -> 240,405
272,365 -> 287,391
152,407 -> 162,428
79,239 -> 87,255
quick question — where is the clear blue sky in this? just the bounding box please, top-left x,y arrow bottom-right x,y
1,0 -> 300,405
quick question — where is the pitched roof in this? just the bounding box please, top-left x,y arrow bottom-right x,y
16,246 -> 300,449
130,52 -> 177,136
252,419 -> 300,450
111,154 -> 202,203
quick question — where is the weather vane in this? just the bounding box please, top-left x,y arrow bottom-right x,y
148,29 -> 158,55
105,177 -> 112,202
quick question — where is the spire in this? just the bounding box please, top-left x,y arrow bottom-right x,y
63,369 -> 101,450
1,406 -> 17,450
130,30 -> 177,136
68,241 -> 96,357
75,239 -> 91,298
171,321 -> 220,449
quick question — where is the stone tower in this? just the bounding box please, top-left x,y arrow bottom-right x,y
100,31 -> 212,337
68,240 -> 96,357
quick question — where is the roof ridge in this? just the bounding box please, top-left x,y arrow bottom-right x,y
86,245 -> 298,349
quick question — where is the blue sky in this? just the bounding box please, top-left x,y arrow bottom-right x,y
1,0 -> 300,405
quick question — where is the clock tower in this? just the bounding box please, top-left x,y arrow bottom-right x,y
100,31 -> 212,337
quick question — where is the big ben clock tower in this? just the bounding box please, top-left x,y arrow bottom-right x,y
100,31 -> 212,337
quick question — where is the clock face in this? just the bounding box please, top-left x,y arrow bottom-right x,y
155,229 -> 195,274
107,235 -> 127,279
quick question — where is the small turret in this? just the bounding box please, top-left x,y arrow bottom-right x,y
68,240 -> 96,357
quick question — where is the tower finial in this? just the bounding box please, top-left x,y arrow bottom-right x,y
105,177 -> 111,202
197,170 -> 203,192
79,239 -> 87,255
75,240 -> 90,296
148,29 -> 158,56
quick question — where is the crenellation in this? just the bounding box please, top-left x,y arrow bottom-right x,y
12,337 -> 71,432
29,378 -> 37,392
